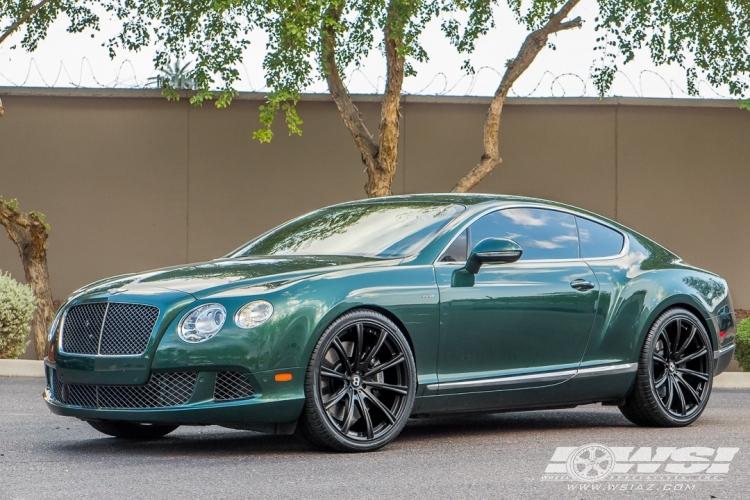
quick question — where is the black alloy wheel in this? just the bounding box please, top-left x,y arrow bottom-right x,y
619,308 -> 713,427
87,420 -> 179,439
297,309 -> 416,452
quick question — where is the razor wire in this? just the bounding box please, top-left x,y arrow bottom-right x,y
0,56 -> 741,99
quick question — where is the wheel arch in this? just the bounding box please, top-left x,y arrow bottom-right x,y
637,294 -> 718,353
361,305 -> 417,360
310,303 -> 417,365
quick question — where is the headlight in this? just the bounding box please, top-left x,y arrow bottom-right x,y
178,303 -> 227,343
235,300 -> 274,328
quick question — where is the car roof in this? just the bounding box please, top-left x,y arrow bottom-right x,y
331,193 -> 557,207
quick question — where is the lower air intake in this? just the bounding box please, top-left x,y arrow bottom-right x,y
213,371 -> 255,401
52,370 -> 197,409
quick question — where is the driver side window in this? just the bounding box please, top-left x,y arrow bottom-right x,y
470,208 -> 579,261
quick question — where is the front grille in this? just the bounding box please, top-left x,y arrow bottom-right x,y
61,303 -> 159,356
213,371 -> 255,401
52,370 -> 197,409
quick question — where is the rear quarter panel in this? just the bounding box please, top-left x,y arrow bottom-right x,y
581,233 -> 731,369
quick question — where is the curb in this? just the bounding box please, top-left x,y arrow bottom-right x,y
0,359 -> 748,387
0,359 -> 45,378
712,372 -> 750,389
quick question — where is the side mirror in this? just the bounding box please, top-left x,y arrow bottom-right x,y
465,238 -> 522,274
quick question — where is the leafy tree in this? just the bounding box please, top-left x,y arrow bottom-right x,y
98,0 -> 750,195
103,0 -> 455,197
0,198 -> 54,360
4,1 -> 750,197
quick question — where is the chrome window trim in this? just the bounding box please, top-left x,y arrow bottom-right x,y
58,301 -> 161,358
425,362 -> 637,391
433,204 -> 630,265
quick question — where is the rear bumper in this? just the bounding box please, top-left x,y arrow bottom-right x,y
714,344 -> 735,376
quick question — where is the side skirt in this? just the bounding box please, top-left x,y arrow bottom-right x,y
412,368 -> 636,416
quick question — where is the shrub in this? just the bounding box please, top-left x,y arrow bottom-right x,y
0,271 -> 36,359
735,318 -> 750,372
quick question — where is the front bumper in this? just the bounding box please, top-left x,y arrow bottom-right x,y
714,344 -> 735,376
44,364 -> 306,428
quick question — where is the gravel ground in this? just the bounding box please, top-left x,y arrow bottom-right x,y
1,377 -> 748,500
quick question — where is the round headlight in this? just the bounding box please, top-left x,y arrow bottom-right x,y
235,300 -> 274,329
178,303 -> 227,343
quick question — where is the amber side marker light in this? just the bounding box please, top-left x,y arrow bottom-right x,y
275,373 -> 293,382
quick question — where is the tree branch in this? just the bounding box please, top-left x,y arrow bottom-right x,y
0,0 -> 55,46
320,7 -> 379,170
451,0 -> 582,193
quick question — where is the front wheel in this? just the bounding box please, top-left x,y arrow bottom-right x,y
87,420 -> 179,439
619,308 -> 713,427
296,309 -> 416,452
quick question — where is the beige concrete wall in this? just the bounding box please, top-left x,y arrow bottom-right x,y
1,89 -> 748,358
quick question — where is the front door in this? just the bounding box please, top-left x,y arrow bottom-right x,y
435,207 -> 599,394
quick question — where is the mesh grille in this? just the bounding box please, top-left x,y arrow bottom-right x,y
61,303 -> 159,356
61,303 -> 107,355
51,370 -> 197,409
99,304 -> 160,355
214,371 -> 255,401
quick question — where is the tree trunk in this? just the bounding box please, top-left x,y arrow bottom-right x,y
451,0 -> 583,193
321,2 -> 405,198
0,200 -> 54,360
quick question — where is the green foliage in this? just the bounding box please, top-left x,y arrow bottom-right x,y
0,196 -> 20,212
0,0 -> 100,50
735,318 -> 750,372
1,196 -> 51,230
594,1 -> 750,99
0,271 -> 36,359
6,0 -> 750,142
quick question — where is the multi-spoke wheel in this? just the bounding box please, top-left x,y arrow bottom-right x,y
296,309 -> 416,452
619,308 -> 713,427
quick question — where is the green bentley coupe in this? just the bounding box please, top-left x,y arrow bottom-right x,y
44,194 -> 736,452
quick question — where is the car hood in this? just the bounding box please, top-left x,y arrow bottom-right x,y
72,255 -> 397,301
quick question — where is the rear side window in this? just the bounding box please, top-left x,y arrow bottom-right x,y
470,208 -> 579,260
576,217 -> 624,258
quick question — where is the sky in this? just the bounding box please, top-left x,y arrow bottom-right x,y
0,0 -> 737,99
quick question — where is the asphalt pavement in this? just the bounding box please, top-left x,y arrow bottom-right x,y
1,377 -> 749,500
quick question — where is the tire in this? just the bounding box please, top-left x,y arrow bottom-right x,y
296,309 -> 416,452
619,307 -> 714,427
87,420 -> 179,439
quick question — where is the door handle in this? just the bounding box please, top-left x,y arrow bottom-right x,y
570,279 -> 595,291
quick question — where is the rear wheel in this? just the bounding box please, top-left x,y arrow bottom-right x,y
296,309 -> 416,452
619,308 -> 713,427
87,420 -> 179,439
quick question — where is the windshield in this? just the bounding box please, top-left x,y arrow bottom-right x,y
232,202 -> 465,259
